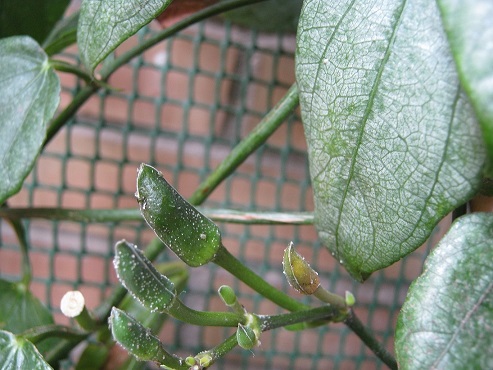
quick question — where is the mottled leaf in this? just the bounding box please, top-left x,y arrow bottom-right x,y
296,0 -> 485,281
395,213 -> 493,369
0,330 -> 52,370
78,0 -> 173,73
437,0 -> 493,175
0,36 -> 60,204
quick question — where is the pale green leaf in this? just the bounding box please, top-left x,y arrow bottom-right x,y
395,213 -> 493,369
78,0 -> 172,73
0,331 -> 52,370
0,279 -> 54,334
0,36 -> 60,204
295,0 -> 485,281
437,0 -> 493,175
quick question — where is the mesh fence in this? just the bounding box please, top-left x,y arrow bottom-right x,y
0,18 -> 442,370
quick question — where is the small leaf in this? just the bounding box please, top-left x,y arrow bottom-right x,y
0,279 -> 54,334
109,308 -> 183,368
136,164 -> 222,267
282,242 -> 320,295
0,36 -> 60,204
222,0 -> 303,33
43,11 -> 79,56
296,0 -> 485,281
395,213 -> 493,369
114,240 -> 177,313
0,330 -> 52,370
0,0 -> 70,43
437,0 -> 493,175
78,0 -> 173,73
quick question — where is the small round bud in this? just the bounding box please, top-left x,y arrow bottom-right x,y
60,291 -> 85,318
236,324 -> 259,350
345,291 -> 355,307
218,285 -> 237,306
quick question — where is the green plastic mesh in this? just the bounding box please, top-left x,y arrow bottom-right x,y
0,19 -> 440,369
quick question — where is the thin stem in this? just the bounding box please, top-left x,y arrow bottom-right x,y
313,286 -> 348,311
205,332 -> 239,364
214,246 -> 309,312
189,83 -> 299,205
0,207 -> 314,225
168,299 -> 244,327
50,59 -> 94,84
344,310 -> 398,370
44,0 -> 267,146
259,305 -> 339,332
5,217 -> 31,286
20,325 -> 87,345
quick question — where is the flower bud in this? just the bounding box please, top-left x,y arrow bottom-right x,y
283,242 -> 320,295
236,323 -> 259,350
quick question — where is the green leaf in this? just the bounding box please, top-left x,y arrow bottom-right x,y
0,36 -> 60,204
136,164 -> 222,267
78,0 -> 173,73
43,11 -> 79,56
395,213 -> 493,369
0,330 -> 52,370
114,240 -> 177,313
75,343 -> 109,370
222,0 -> 303,33
0,279 -> 54,334
437,0 -> 493,175
0,0 -> 70,44
295,0 -> 485,281
109,308 -> 183,369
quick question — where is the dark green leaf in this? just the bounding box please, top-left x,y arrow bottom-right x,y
43,11 -> 79,56
437,0 -> 493,175
114,240 -> 177,313
295,0 -> 485,281
137,164 -> 222,267
0,279 -> 53,334
75,343 -> 109,370
110,308 -> 184,368
395,213 -> 493,369
0,36 -> 60,204
222,0 -> 303,33
0,0 -> 70,43
78,0 -> 173,73
0,330 -> 52,370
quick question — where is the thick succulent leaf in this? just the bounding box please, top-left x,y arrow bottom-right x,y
395,213 -> 493,369
222,0 -> 303,33
0,280 -> 54,334
437,0 -> 493,175
295,0 -> 485,281
0,36 -> 60,204
0,0 -> 70,43
0,331 -> 52,370
137,164 -> 222,267
110,308 -> 184,368
78,0 -> 173,73
114,240 -> 177,313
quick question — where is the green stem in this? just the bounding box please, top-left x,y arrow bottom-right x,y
168,299 -> 243,327
0,207 -> 313,225
214,246 -> 308,312
20,325 -> 87,345
204,332 -> 239,365
344,310 -> 398,370
4,217 -> 31,287
313,286 -> 348,311
44,0 -> 267,146
259,305 -> 339,331
50,59 -> 94,84
189,83 -> 299,205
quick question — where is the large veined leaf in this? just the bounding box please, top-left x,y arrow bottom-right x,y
0,279 -> 54,334
295,0 -> 485,281
437,0 -> 493,175
78,0 -> 173,73
395,213 -> 493,369
0,0 -> 70,44
0,36 -> 60,204
0,330 -> 52,370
